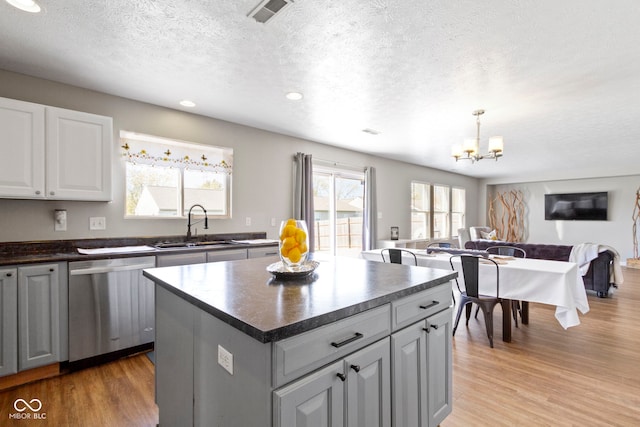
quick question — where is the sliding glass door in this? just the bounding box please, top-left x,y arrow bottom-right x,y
313,167 -> 365,257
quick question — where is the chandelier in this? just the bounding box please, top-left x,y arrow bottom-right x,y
452,109 -> 504,162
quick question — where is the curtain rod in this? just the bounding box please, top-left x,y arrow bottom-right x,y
312,157 -> 367,172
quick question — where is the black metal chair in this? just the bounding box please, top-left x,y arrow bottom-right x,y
485,246 -> 526,326
380,248 -> 417,266
450,255 -> 502,348
381,248 -> 457,306
486,246 -> 526,258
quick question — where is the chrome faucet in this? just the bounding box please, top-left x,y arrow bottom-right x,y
186,204 -> 208,240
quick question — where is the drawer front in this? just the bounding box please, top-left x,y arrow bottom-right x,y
206,248 -> 247,262
273,304 -> 390,388
247,246 -> 279,259
391,284 -> 451,331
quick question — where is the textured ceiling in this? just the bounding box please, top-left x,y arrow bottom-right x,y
1,0 -> 639,182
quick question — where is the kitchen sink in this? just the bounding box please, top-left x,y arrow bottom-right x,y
153,240 -> 234,249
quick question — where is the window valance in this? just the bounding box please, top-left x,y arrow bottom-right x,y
120,130 -> 233,174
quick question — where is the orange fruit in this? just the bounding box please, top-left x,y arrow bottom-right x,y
295,228 -> 307,244
288,247 -> 301,263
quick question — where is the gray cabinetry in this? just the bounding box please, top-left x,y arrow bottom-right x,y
17,263 -> 68,371
273,309 -> 391,427
156,245 -> 277,267
274,360 -> 345,427
425,308 -> 453,427
248,246 -> 279,260
391,307 -> 452,427
152,264 -> 452,427
0,268 -> 18,376
156,252 -> 207,267
0,262 -> 67,377
206,248 -> 247,262
344,337 -> 390,427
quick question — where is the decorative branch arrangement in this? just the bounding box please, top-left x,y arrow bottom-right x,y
489,190 -> 526,242
633,187 -> 640,259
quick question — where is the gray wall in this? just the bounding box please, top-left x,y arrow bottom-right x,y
0,70 -> 480,243
484,176 -> 640,261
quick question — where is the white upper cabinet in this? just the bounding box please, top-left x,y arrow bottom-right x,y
0,97 -> 113,201
0,97 -> 45,198
46,107 -> 112,201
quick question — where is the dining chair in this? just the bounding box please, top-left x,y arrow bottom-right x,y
486,246 -> 526,258
485,245 -> 526,326
382,248 -> 456,306
380,248 -> 418,266
450,255 -> 502,348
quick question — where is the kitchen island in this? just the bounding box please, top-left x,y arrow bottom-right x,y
144,256 -> 456,427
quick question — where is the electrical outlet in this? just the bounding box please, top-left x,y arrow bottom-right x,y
89,216 -> 106,230
245,217 -> 251,226
217,344 -> 233,375
54,209 -> 67,232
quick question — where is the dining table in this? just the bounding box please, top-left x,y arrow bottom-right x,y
361,249 -> 590,342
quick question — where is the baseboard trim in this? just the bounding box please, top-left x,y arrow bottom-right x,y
0,363 -> 61,391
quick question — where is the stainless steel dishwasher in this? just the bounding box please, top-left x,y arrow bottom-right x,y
68,256 -> 156,362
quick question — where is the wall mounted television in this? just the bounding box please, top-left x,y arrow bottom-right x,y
544,192 -> 608,221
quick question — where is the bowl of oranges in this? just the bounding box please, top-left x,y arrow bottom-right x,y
278,218 -> 309,270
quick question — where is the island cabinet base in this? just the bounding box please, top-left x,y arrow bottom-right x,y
154,282 -> 453,427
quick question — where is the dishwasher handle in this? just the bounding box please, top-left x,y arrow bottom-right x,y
69,262 -> 155,276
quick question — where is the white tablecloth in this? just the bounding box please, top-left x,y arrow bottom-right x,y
361,249 -> 589,329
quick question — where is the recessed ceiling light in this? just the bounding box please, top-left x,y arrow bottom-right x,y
5,0 -> 41,13
285,92 -> 303,101
179,100 -> 196,108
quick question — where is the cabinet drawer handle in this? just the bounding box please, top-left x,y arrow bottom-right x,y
5,273 -> 12,277
265,252 -> 278,256
35,190 -> 41,195
419,300 -> 439,310
336,372 -> 347,382
49,268 -> 55,272
50,191 -> 55,196
330,332 -> 363,348
350,364 -> 360,372
423,325 -> 439,333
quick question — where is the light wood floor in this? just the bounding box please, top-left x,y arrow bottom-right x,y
0,352 -> 158,426
1,268 -> 639,426
442,266 -> 640,427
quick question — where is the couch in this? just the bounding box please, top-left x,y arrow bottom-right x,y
465,240 -> 616,298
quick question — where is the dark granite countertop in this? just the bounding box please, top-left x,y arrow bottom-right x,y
0,233 -> 276,266
144,256 -> 456,343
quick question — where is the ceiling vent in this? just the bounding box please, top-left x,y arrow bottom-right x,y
248,0 -> 294,24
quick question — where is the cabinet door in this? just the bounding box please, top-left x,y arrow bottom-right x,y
247,246 -> 279,259
426,308 -> 452,427
274,360 -> 344,427
18,264 -> 60,371
391,321 -> 428,427
0,97 -> 45,198
0,268 -> 18,377
345,338 -> 391,427
156,252 -> 207,267
206,248 -> 247,262
45,107 -> 112,201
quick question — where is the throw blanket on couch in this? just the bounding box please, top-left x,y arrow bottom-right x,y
569,243 -> 624,286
